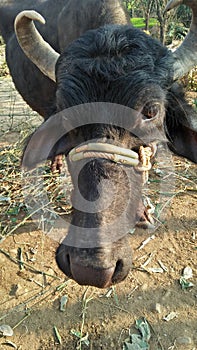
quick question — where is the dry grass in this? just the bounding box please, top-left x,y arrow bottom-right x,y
0,136 -> 73,240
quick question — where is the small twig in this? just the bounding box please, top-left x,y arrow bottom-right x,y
12,313 -> 30,330
138,235 -> 156,250
174,172 -> 197,186
158,260 -> 168,272
17,247 -> 24,271
28,278 -> 45,288
141,252 -> 155,267
127,286 -> 139,299
79,288 -> 93,347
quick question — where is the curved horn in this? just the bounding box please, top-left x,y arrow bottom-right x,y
14,10 -> 60,82
165,0 -> 197,80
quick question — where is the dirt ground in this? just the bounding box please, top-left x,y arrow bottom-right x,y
0,45 -> 197,350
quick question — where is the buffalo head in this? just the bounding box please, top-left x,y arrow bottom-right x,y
14,0 -> 197,287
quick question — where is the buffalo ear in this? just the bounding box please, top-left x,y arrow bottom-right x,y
166,122 -> 197,163
22,121 -> 71,170
165,86 -> 197,164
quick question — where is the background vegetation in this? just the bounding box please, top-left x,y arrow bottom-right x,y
123,0 -> 191,44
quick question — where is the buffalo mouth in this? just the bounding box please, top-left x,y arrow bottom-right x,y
56,236 -> 132,288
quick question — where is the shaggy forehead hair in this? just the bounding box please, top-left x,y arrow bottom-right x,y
56,24 -> 172,109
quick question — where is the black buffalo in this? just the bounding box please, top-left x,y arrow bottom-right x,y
0,0 -> 197,288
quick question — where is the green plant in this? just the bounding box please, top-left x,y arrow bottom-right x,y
71,288 -> 94,350
166,22 -> 188,44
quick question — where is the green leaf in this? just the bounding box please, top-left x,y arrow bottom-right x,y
7,206 -> 20,216
123,318 -> 151,350
131,334 -> 149,349
136,318 -> 151,342
179,277 -> 194,290
71,329 -> 90,346
71,329 -> 82,339
123,341 -> 142,350
60,295 -> 68,312
11,217 -> 17,223
123,334 -> 149,350
80,333 -> 90,346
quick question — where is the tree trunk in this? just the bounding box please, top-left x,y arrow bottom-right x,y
143,0 -> 154,32
156,0 -> 166,44
144,13 -> 150,31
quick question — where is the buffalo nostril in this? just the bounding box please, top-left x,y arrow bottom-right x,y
66,254 -> 70,265
56,248 -> 73,278
115,259 -> 124,274
64,254 -> 71,275
112,259 -> 129,284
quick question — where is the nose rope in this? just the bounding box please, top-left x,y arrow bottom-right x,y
69,142 -> 153,185
68,142 -> 155,228
137,145 -> 153,185
69,142 -> 139,166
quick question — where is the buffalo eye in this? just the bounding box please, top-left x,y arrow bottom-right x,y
142,102 -> 160,119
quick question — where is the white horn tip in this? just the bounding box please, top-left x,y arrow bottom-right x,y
164,0 -> 183,13
15,10 -> 46,27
